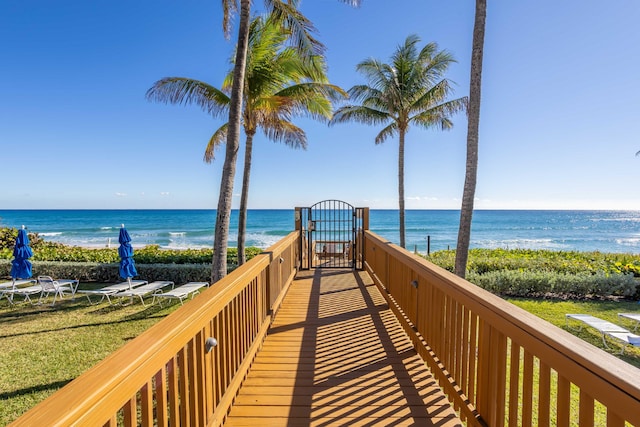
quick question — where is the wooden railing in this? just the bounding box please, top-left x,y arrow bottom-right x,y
10,232 -> 299,427
364,231 -> 640,426
11,226 -> 640,426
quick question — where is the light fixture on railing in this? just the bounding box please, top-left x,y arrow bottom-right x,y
279,257 -> 284,263
205,337 -> 218,353
410,280 -> 418,289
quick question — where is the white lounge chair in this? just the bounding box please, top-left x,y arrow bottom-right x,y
618,313 -> 640,332
37,276 -> 79,305
566,314 -> 640,354
1,280 -> 42,305
153,282 -> 209,306
76,279 -> 148,305
0,279 -> 35,290
0,279 -> 35,303
115,281 -> 175,306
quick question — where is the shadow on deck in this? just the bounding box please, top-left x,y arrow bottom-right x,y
226,268 -> 462,426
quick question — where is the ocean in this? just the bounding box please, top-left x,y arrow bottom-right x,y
1,209 -> 640,254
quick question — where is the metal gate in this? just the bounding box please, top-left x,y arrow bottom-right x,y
298,200 -> 365,269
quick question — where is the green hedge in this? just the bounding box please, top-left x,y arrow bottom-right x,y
0,226 -> 262,264
466,270 -> 637,298
426,248 -> 640,276
0,259 -> 215,284
0,244 -> 261,265
425,249 -> 640,299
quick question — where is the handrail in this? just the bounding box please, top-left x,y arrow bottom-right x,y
11,227 -> 640,426
364,230 -> 640,426
10,231 -> 300,427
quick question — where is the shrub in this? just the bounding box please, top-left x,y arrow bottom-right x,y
0,227 -> 261,266
466,270 -> 637,299
0,259 -> 215,284
0,226 -> 264,284
427,248 -> 640,276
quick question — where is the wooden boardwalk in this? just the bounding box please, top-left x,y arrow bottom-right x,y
225,269 -> 462,426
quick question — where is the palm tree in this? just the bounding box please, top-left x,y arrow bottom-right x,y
454,0 -> 487,278
330,35 -> 467,248
147,15 -> 345,273
213,0 -> 361,281
214,0 -> 251,282
211,16 -> 345,266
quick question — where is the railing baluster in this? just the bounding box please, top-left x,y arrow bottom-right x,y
140,381 -> 153,426
490,329 -> 507,427
579,389 -> 595,426
178,346 -> 190,426
122,396 -> 136,427
204,320 -> 214,423
213,316 -> 222,406
460,306 -> 471,417
194,331 -> 206,424
521,350 -> 534,427
508,342 -> 521,427
155,367 -> 168,427
538,361 -> 551,427
467,312 -> 478,408
556,374 -> 571,427
606,408 -> 625,427
167,357 -> 179,427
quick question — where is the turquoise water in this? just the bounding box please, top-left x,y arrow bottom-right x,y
1,209 -> 640,254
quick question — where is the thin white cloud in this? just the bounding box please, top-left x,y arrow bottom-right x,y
115,192 -> 127,197
160,192 -> 170,196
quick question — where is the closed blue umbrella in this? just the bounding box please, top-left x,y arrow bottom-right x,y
11,226 -> 33,281
118,224 -> 137,289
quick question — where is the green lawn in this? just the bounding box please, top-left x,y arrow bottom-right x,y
0,284 -> 181,426
506,297 -> 640,367
1,286 -> 639,425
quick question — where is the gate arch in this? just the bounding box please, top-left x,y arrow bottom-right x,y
297,200 -> 365,269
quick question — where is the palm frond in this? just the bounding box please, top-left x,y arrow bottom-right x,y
411,97 -> 466,130
221,0 -> 239,39
204,123 -> 228,163
355,59 -> 395,94
410,79 -> 455,111
348,84 -> 383,104
266,0 -> 325,57
146,77 -> 230,118
329,105 -> 391,127
375,122 -> 398,145
277,82 -> 347,103
261,119 -> 307,149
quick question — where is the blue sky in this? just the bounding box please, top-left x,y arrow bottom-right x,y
2,1 -> 639,210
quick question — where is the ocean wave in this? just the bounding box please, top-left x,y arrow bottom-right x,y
163,242 -> 211,250
615,237 -> 640,247
169,232 -> 186,236
474,238 -> 569,250
39,232 -> 63,237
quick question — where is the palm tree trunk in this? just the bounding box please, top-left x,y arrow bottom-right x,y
237,130 -> 255,266
212,0 -> 251,283
398,130 -> 406,248
455,0 -> 486,278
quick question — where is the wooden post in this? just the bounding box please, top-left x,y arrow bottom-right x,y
294,207 -> 301,231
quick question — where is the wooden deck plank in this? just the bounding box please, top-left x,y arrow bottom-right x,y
224,269 -> 462,426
